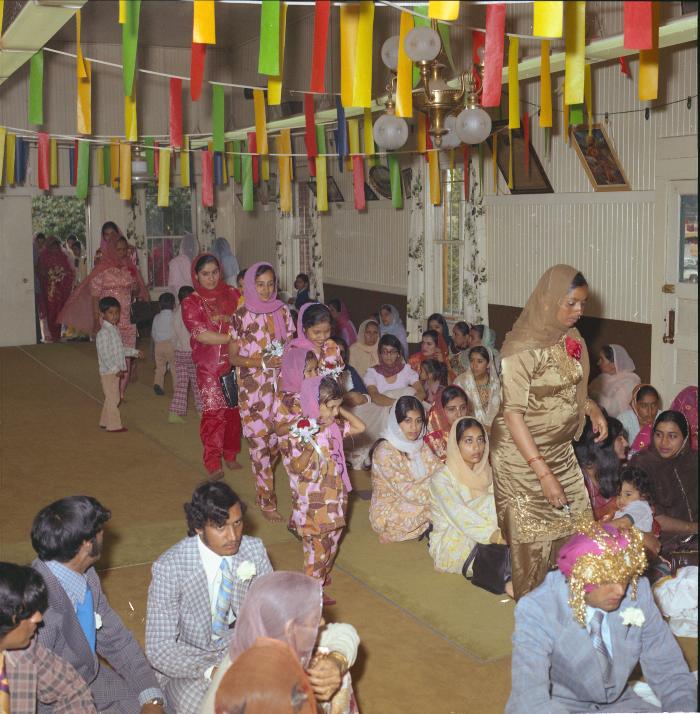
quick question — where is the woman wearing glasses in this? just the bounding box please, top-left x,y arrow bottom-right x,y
364,334 -> 425,407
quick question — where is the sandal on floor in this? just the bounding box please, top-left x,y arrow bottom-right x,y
208,470 -> 225,481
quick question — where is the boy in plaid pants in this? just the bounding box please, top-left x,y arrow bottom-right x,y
169,285 -> 202,423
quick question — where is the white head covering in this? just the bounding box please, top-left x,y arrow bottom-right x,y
379,304 -> 409,359
381,399 -> 427,476
610,344 -> 636,373
445,417 -> 492,497
179,233 -> 199,260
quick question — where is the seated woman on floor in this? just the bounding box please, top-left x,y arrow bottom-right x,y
617,384 -> 661,455
424,385 -> 469,462
671,385 -> 698,451
370,396 -> 440,543
427,312 -> 454,354
348,319 -> 380,378
589,344 -> 641,417
419,358 -> 448,406
449,321 -> 471,377
408,329 -> 449,376
328,298 -> 358,347
454,346 -> 501,431
378,304 -> 409,359
469,325 -> 501,374
364,334 -> 424,407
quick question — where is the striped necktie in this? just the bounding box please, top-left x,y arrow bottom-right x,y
212,559 -> 234,639
589,610 -> 612,684
0,653 -> 11,714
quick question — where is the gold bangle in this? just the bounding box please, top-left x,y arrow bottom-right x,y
326,651 -> 349,674
527,455 -> 544,466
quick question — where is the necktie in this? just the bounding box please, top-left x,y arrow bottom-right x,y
75,587 -> 96,652
212,559 -> 234,639
590,610 -> 612,683
0,653 -> 11,714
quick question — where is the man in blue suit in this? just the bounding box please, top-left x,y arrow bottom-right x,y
507,521 -> 696,713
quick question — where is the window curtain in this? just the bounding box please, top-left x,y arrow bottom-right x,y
308,193 -> 324,303
462,157 -> 488,324
405,161 -> 426,342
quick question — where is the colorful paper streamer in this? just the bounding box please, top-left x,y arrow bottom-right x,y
310,0 -> 331,93
0,128 -> 5,185
352,0 -> 374,108
50,138 -> 58,186
76,140 -> 89,199
508,37 -> 520,129
267,2 -> 287,105
315,124 -> 328,211
304,94 -> 318,177
278,129 -> 292,213
638,2 -> 659,101
170,78 -> 183,148
339,3 -> 359,108
258,0 -> 280,76
351,155 -> 366,211
180,136 -> 191,187
122,0 -> 141,97
76,12 -> 91,135
119,142 -> 131,200
564,1 -> 586,107
201,149 -> 214,207
335,96 -> 347,173
212,84 -> 225,152
482,4 -> 506,107
29,51 -> 44,125
124,90 -> 138,142
428,1 -> 459,21
253,89 -> 268,155
37,133 -> 49,190
96,144 -> 104,185
233,139 -> 242,184
158,148 -> 171,207
4,132 -> 13,186
110,139 -> 120,188
145,137 -> 154,175
396,11 -> 414,118
533,1 -> 563,38
247,132 -> 259,185
242,154 -> 254,211
193,0 -> 216,44
539,40 -> 552,127
624,1 -> 654,50
190,42 -> 206,101
388,154 -> 402,208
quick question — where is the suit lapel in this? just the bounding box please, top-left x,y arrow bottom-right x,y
607,596 -> 641,693
181,537 -> 214,639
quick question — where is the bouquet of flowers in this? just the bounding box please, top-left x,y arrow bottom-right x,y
289,417 -> 321,443
319,357 -> 344,379
263,340 -> 285,359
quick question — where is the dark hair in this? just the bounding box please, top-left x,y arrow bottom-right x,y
441,385 -> 468,408
159,292 -> 175,310
327,298 -> 341,312
395,395 -> 425,424
636,385 -> 660,403
178,285 -> 195,302
101,221 -> 119,236
35,232 -> 46,242
453,321 -> 470,337
301,303 -> 331,330
31,496 -> 111,562
470,324 -> 485,339
618,466 -> 656,506
455,417 -> 485,442
421,329 -> 439,346
304,350 -> 318,366
236,269 -> 247,283
185,482 -> 246,537
296,273 -> 309,285
469,346 -> 491,363
427,313 -> 450,342
420,358 -> 447,386
573,417 -> 621,499
319,376 -> 344,404
194,254 -> 219,274
0,563 -> 48,637
99,296 -> 120,313
654,409 -> 689,439
570,272 -> 588,289
378,334 -> 403,356
334,336 -> 349,364
71,241 -> 82,254
255,263 -> 275,280
601,345 -> 614,362
67,234 -> 77,243
116,236 -> 128,246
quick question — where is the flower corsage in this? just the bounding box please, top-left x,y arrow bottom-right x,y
319,358 -> 344,379
261,340 -> 284,370
619,607 -> 645,627
565,336 -> 582,361
290,417 -> 327,462
236,560 -> 256,582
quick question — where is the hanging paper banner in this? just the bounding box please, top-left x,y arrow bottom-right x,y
569,104 -> 583,125
247,132 -> 259,185
315,124 -> 328,211
0,0 -> 4,36
101,145 -> 109,185
122,0 -> 141,97
564,1 -> 585,107
533,1 -> 563,38
618,56 -> 631,77
145,137 -> 155,175
584,64 -> 593,135
396,11 -> 414,118
119,142 -> 131,200
543,126 -> 551,159
335,96 -> 347,172
69,140 -> 77,186
348,119 -> 360,156
233,139 -> 242,183
170,78 -> 183,148
76,140 -> 89,200
339,3 -> 359,108
258,0 -> 280,75
190,43 -> 206,101
638,2 -> 659,101
563,102 -> 570,143
76,12 -> 92,135
110,139 -> 120,188
304,94 -> 318,177
522,112 -> 530,176
124,90 -> 138,142
212,84 -> 225,152
507,130 -> 513,190
5,133 -> 14,186
539,40 -> 552,127
388,154 -> 402,209
261,155 -> 270,182
50,138 -> 58,186
363,107 -> 377,167
417,113 -> 427,155
462,144 -> 470,200
508,37 -> 520,129
352,0 -> 374,108
253,89 -> 268,155
225,141 -> 234,178
268,2 -> 287,104
0,128 -> 5,185
352,155 -> 366,211
310,0 -> 331,92
428,150 -> 441,206
29,51 -> 44,125
201,149 -> 214,207
472,30 -> 485,67
158,148 -> 171,207
16,137 -> 27,184
242,154 -> 254,211
193,0 -> 216,44
624,1 -> 653,49
119,0 -> 126,24
180,136 -> 191,187
482,4 -> 506,107
428,1 -> 459,21
278,129 -> 292,213
37,133 -> 49,190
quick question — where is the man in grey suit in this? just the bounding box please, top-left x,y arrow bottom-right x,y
31,496 -> 165,714
145,482 -> 272,713
507,521 -> 697,714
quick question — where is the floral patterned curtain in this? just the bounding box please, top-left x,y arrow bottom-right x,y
462,157 -> 488,324
405,162 -> 426,342
308,191 -> 324,303
275,208 -> 296,294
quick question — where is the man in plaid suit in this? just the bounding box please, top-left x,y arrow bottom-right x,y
146,482 -> 272,713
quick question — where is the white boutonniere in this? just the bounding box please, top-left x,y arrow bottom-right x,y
620,607 -> 645,627
236,560 -> 256,582
94,613 -> 103,630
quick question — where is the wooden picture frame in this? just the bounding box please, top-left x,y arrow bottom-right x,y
495,127 -> 554,194
307,176 -> 344,203
570,123 -> 630,192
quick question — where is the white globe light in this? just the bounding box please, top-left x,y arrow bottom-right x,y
439,115 -> 462,149
373,112 -> 409,150
381,35 -> 400,71
404,26 -> 441,63
455,105 -> 492,145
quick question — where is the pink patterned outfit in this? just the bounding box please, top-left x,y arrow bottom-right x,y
89,267 -> 138,348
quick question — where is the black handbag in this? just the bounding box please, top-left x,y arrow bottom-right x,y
219,369 -> 239,408
462,543 -> 511,595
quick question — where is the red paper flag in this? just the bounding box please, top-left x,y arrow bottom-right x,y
201,149 -> 214,206
310,0 -> 331,93
247,132 -> 259,185
482,3 -> 506,107
190,42 -> 206,101
38,133 -> 50,190
522,111 -> 530,177
462,144 -> 470,200
472,30 -> 485,67
618,56 -> 632,77
352,155 -> 365,210
72,139 -> 79,185
624,1 -> 654,50
169,78 -> 183,148
304,94 -> 318,178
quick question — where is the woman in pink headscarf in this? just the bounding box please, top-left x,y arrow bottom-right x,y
36,236 -> 75,342
229,262 -> 294,521
671,386 -> 698,451
328,299 -> 357,347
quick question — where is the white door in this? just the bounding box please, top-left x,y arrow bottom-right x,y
651,137 -> 698,405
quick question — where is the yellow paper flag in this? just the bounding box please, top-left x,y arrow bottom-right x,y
180,136 -> 190,187
119,142 -> 131,200
417,113 -> 427,154
429,150 -> 441,206
639,2 -> 659,101
253,89 -> 268,155
6,133 -> 15,186
564,1 -> 585,107
533,1 -> 563,38
584,63 -> 593,135
110,138 -> 120,188
193,0 -> 216,45
428,1 -> 459,21
315,156 -> 328,211
124,90 -> 138,142
396,11 -> 414,118
0,1 -> 4,37
50,138 -> 58,185
348,119 -> 360,155
119,0 -> 127,24
508,37 -> 520,130
352,0 -> 374,108
0,128 -> 5,185
539,40 -> 552,127
267,2 -> 287,105
340,3 -> 360,108
77,60 -> 92,135
158,148 -> 171,207
278,129 -> 292,213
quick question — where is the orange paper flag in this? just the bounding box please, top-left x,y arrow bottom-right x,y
396,11 -> 414,118
193,0 -> 216,44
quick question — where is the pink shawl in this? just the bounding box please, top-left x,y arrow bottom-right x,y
242,262 -> 288,341
671,386 -> 698,451
333,299 -> 358,346
287,302 -> 319,353
280,346 -> 311,393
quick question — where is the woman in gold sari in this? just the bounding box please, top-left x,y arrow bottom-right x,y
490,265 -> 608,600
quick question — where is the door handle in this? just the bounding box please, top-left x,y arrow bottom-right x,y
662,309 -> 676,344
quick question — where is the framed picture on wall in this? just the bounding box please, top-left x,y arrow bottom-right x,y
401,167 -> 413,198
570,124 -> 630,191
307,176 -> 345,203
495,127 -> 554,194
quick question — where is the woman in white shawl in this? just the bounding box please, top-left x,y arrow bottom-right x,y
429,417 -> 504,575
211,236 -> 241,287
369,396 -> 440,543
589,344 -> 641,417
470,324 -> 502,374
454,346 -> 502,430
378,304 -> 409,359
167,233 -> 198,297
348,319 -> 380,378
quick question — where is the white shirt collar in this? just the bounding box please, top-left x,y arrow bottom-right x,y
585,605 -> 607,629
196,534 -> 233,585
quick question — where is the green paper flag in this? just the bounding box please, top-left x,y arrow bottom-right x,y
29,51 -> 44,125
389,154 -> 403,208
242,154 -> 254,211
145,137 -> 154,175
413,6 -> 430,88
544,126 -> 551,160
212,85 -> 225,153
103,145 -> 111,185
76,140 -> 90,199
122,0 -> 141,97
315,124 -> 326,153
258,0 -> 280,76
233,139 -> 242,183
569,104 -> 584,126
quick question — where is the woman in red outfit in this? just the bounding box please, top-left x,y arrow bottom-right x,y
37,236 -> 75,342
182,253 -> 242,479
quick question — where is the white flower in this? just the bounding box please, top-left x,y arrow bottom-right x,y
620,607 -> 645,627
94,613 -> 103,630
236,560 -> 256,582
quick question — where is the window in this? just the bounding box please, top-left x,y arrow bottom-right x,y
145,185 -> 194,288
679,194 -> 698,284
436,168 -> 465,316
